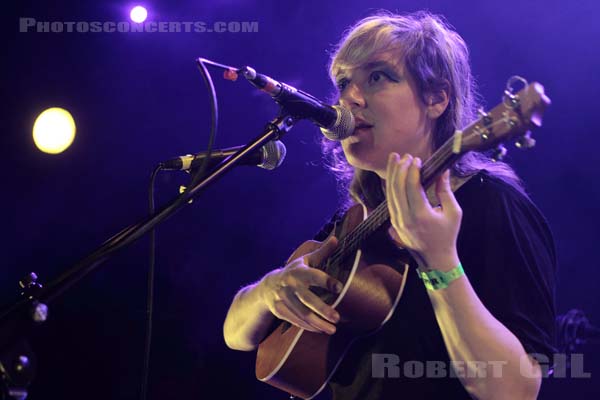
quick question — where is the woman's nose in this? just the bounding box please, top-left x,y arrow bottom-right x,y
340,83 -> 366,109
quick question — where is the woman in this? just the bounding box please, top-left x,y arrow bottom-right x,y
223,11 -> 556,399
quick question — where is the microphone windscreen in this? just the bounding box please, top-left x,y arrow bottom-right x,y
321,105 -> 355,141
258,140 -> 287,170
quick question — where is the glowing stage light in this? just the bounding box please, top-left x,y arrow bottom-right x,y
130,6 -> 148,23
32,107 -> 76,154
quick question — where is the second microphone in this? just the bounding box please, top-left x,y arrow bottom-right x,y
159,140 -> 287,172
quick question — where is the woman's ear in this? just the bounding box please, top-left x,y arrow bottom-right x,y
426,83 -> 450,119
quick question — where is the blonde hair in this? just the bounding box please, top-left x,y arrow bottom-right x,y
322,11 -> 525,208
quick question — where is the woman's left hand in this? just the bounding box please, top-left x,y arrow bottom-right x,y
386,152 -> 462,271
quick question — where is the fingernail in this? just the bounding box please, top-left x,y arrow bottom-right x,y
332,312 -> 340,322
414,157 -> 421,167
327,326 -> 336,335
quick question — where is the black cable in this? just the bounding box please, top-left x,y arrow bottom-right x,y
183,58 -> 220,195
140,164 -> 162,400
138,58 -> 225,400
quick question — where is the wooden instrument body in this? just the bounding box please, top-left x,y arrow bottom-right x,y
255,204 -> 409,399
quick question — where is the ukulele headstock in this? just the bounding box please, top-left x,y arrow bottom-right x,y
455,76 -> 551,161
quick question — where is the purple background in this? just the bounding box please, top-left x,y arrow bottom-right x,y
4,0 -> 599,398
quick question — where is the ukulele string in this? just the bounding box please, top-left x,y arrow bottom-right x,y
320,139 -> 458,278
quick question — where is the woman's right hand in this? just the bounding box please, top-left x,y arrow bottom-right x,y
258,236 -> 343,335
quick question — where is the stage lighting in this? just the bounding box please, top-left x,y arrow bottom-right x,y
130,6 -> 148,23
32,107 -> 76,154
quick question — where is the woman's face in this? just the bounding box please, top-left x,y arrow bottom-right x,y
335,51 -> 434,179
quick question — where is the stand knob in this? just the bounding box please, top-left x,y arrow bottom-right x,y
31,302 -> 48,324
18,273 -> 38,289
18,272 -> 43,300
13,356 -> 30,374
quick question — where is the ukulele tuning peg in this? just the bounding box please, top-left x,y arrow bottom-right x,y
477,108 -> 493,126
503,75 -> 528,109
515,131 -> 536,149
491,144 -> 507,162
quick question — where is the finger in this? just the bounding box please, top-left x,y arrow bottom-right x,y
393,153 -> 412,219
406,157 -> 430,214
300,267 -> 343,294
386,153 -> 405,236
435,170 -> 461,217
386,152 -> 399,209
280,287 -> 337,334
386,152 -> 399,196
386,153 -> 396,223
295,287 -> 341,324
306,236 -> 339,267
271,300 -> 321,333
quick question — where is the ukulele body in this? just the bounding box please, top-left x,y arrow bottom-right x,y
255,204 -> 410,399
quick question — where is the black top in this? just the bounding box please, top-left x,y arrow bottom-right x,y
313,171 -> 557,399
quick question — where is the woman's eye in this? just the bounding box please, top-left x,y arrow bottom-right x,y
337,79 -> 349,91
369,71 -> 387,84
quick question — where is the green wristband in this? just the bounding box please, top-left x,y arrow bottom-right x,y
416,263 -> 464,290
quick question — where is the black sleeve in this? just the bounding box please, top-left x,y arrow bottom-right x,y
457,173 -> 558,365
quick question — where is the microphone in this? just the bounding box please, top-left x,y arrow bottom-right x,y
160,140 -> 286,171
240,66 -> 355,141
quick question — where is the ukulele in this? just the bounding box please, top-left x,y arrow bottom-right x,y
255,77 -> 551,399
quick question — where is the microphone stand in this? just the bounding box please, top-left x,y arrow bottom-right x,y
0,113 -> 297,400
